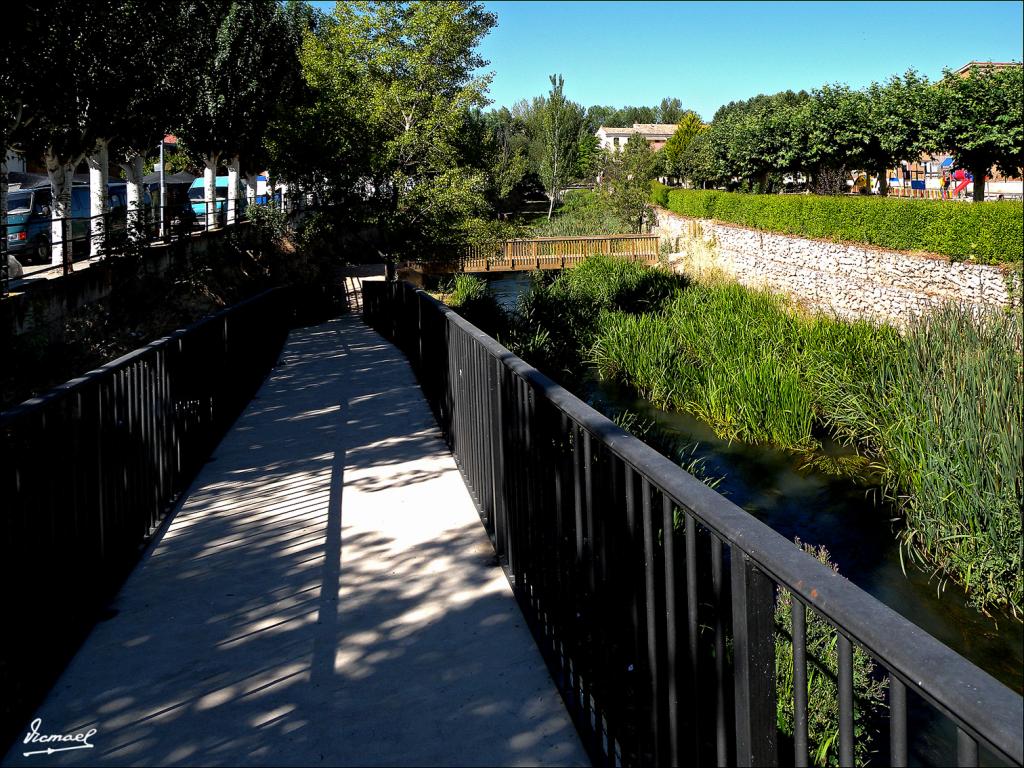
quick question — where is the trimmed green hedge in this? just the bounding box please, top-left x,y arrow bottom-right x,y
650,180 -> 671,208
659,188 -> 1023,264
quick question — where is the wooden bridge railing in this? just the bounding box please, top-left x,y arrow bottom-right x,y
398,235 -> 661,275
462,234 -> 660,272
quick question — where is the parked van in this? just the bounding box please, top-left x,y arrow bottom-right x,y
186,175 -> 271,227
188,176 -> 250,225
5,180 -> 151,264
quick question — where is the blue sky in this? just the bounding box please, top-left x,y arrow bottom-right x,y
477,1 -> 1023,117
307,1 -> 1023,119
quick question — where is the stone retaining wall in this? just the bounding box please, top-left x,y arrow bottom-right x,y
652,206 -> 1021,323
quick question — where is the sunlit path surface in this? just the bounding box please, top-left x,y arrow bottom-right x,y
3,316 -> 587,767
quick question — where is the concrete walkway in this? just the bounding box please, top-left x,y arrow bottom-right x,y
3,316 -> 587,767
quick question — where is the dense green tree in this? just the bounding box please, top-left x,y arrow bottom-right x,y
296,0 -> 497,257
660,111 -> 706,179
929,64 -> 1023,201
799,84 -> 871,193
678,128 -> 725,188
574,132 -> 601,182
109,1 -> 202,237
478,106 -> 531,215
865,70 -> 937,195
601,133 -> 657,232
15,0 -> 133,265
657,97 -> 686,124
176,0 -> 299,228
708,91 -> 807,191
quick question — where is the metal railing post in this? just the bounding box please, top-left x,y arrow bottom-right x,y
731,554 -> 778,767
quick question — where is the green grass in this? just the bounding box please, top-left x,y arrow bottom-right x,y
659,188 -> 1024,265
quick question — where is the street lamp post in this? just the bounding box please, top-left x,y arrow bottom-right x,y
158,140 -> 165,238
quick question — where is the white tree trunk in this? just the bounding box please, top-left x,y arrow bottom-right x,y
244,172 -> 258,207
123,152 -> 145,241
227,155 -> 240,225
44,149 -> 73,267
87,138 -> 109,258
203,154 -> 219,229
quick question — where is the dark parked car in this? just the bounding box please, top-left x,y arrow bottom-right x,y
5,179 -> 151,264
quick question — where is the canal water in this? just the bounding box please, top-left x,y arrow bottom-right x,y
482,272 -> 1022,764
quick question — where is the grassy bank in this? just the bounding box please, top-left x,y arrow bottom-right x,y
654,185 -> 1024,265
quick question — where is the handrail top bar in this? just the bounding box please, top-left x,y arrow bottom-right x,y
392,280 -> 1023,765
0,287 -> 285,425
473,234 -> 660,244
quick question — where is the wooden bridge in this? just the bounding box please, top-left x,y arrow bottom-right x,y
402,234 -> 661,275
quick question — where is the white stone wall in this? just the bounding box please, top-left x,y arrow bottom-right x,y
652,206 -> 1021,324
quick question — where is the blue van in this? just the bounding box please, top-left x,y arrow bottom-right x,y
6,181 -> 151,264
185,175 -> 273,226
188,176 -> 253,226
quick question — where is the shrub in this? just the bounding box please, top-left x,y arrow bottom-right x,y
650,180 -> 671,207
660,189 -> 1024,264
438,274 -> 507,336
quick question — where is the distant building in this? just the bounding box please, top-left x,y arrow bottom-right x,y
952,60 -> 1019,76
596,123 -> 677,153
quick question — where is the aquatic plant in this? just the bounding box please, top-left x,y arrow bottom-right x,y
592,281 -> 817,449
438,274 -> 507,336
812,303 -> 1023,616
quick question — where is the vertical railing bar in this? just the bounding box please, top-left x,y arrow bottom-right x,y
793,599 -> 809,768
641,478 -> 661,766
838,633 -> 854,768
685,512 -> 700,762
889,675 -> 907,768
711,534 -> 727,767
662,495 -> 681,768
581,429 -> 594,748
957,727 -> 979,768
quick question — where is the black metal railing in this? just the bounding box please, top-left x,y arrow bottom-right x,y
362,280 -> 1023,768
0,287 -> 292,747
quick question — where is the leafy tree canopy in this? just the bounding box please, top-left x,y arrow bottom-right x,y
601,133 -> 658,232
661,111 -> 706,178
930,64 -> 1023,200
295,0 -> 497,256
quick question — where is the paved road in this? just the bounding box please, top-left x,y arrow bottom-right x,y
3,315 -> 587,767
